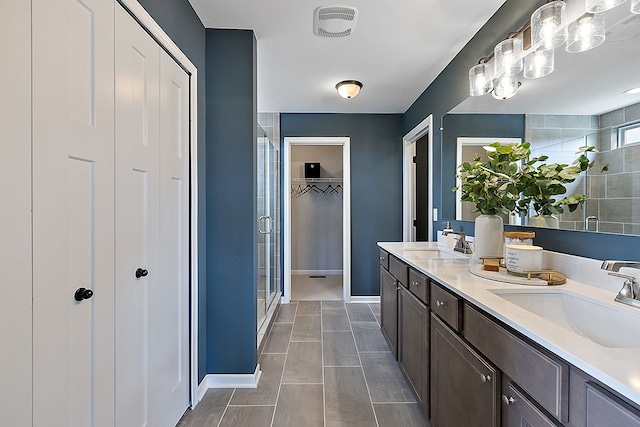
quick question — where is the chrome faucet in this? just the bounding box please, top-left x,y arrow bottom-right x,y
601,261 -> 640,309
442,230 -> 473,254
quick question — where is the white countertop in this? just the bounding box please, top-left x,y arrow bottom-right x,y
378,241 -> 640,406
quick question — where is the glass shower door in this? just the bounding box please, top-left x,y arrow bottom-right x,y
257,126 -> 278,333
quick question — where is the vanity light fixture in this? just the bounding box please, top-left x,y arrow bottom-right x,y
335,80 -> 362,99
531,1 -> 568,51
494,37 -> 524,77
469,61 -> 494,96
524,48 -> 555,78
566,13 -> 606,52
632,0 -> 640,13
624,87 -> 640,94
492,76 -> 521,100
586,0 -> 628,13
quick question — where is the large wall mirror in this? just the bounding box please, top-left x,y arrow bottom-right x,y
442,4 -> 640,236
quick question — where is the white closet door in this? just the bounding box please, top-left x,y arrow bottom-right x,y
115,6 -> 190,426
0,2 -> 32,426
32,0 -> 115,426
115,5 -> 161,427
154,50 -> 191,425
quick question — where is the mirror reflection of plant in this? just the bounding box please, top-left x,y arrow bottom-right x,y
454,141 -> 531,216
517,146 -> 597,217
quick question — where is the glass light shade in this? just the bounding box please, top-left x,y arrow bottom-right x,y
566,13 -> 606,53
524,49 -> 555,79
494,38 -> 523,77
492,76 -> 521,100
335,80 -> 362,98
531,1 -> 568,51
632,0 -> 640,13
469,63 -> 494,96
586,0 -> 627,13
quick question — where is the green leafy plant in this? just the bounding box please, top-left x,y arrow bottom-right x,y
517,146 -> 597,216
454,141 -> 531,215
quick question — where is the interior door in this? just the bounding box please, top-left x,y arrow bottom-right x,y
32,0 -> 116,425
415,133 -> 429,241
115,5 -> 189,426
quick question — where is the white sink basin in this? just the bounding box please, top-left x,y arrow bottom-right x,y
403,248 -> 466,260
490,289 -> 640,349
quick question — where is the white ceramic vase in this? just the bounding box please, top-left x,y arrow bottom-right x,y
474,214 -> 504,259
528,215 -> 560,229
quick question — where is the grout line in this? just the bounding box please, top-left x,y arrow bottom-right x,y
346,302 -> 381,427
215,389 -> 236,427
268,300 -> 296,427
321,301 -> 327,427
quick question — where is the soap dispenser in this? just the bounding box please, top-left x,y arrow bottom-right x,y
440,221 -> 455,250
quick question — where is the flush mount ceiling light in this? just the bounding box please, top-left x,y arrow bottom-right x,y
335,80 -> 362,98
624,87 -> 640,94
586,0 -> 628,13
531,1 -> 568,51
566,13 -> 606,52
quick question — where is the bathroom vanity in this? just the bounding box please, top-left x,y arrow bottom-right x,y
378,242 -> 640,426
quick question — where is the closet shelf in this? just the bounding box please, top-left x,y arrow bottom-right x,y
291,177 -> 343,183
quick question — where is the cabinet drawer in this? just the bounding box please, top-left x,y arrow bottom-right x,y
379,249 -> 389,270
409,268 -> 428,305
389,255 -> 408,288
585,383 -> 640,427
430,282 -> 460,331
502,378 -> 558,427
464,304 -> 569,423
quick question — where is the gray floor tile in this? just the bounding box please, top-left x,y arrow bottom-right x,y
322,308 -> 351,331
323,331 -> 360,367
368,303 -> 380,316
360,352 -> 416,403
229,354 -> 285,405
275,302 -> 297,323
352,322 -> 391,352
291,315 -> 321,342
218,405 -> 274,427
324,367 -> 378,427
176,389 -> 233,427
346,303 -> 376,322
282,341 -> 323,384
374,403 -> 428,427
296,300 -> 321,315
262,323 -> 292,354
322,300 -> 345,309
272,384 -> 324,427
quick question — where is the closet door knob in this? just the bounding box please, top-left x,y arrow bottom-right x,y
74,287 -> 94,302
135,268 -> 148,279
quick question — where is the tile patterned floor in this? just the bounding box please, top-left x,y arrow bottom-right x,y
178,301 -> 428,427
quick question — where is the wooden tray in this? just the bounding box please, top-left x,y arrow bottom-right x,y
469,264 -> 566,286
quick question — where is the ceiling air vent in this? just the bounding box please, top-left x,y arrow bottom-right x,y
313,6 -> 358,38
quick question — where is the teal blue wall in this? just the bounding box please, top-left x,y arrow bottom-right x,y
205,29 -> 258,374
281,113 -> 404,296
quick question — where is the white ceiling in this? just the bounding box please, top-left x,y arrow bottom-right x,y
188,0 -> 508,113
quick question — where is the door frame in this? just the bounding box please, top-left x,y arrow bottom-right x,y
283,137 -> 351,303
119,0 -> 199,408
403,115 -> 434,242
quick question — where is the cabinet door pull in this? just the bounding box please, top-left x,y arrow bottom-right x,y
412,280 -> 419,286
436,300 -> 446,307
480,374 -> 492,383
502,395 -> 515,405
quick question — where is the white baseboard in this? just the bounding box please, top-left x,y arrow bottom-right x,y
194,364 -> 262,406
292,270 -> 343,276
349,296 -> 380,304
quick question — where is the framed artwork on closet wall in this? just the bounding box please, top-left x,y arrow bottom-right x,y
283,137 -> 352,303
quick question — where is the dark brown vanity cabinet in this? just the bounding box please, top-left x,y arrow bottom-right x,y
398,285 -> 429,416
380,264 -> 398,358
431,314 -> 499,427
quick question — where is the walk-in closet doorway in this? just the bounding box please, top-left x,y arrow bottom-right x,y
283,137 -> 351,303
